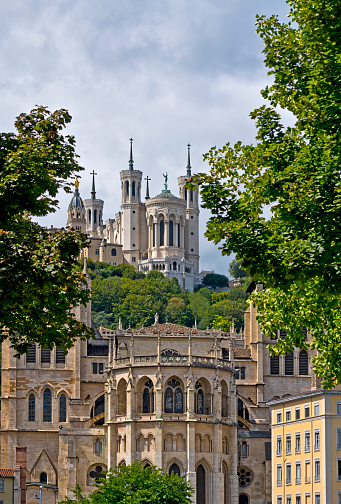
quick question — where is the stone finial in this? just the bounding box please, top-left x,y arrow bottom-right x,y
129,138 -> 134,170
118,317 -> 122,330
186,143 -> 191,178
154,313 -> 159,325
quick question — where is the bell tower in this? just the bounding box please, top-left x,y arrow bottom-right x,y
84,171 -> 104,237
119,139 -> 145,267
177,144 -> 200,275
66,179 -> 86,232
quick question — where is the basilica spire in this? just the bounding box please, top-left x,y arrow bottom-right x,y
90,170 -> 97,200
129,138 -> 134,170
186,143 -> 191,178
145,175 -> 151,200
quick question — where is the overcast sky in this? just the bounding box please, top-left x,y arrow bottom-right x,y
1,0 -> 290,275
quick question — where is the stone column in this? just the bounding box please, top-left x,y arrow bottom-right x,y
186,421 -> 196,503
212,422 -> 224,504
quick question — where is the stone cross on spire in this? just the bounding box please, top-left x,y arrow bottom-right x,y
90,170 -> 97,199
145,175 -> 151,200
129,138 -> 134,170
186,143 -> 191,178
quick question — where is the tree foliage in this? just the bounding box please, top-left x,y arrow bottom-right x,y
202,273 -> 229,290
189,0 -> 341,386
89,262 -> 248,332
58,461 -> 193,504
228,259 -> 248,279
0,106 -> 92,353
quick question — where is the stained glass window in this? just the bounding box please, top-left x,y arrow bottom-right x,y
197,389 -> 204,414
143,388 -> 151,413
43,388 -> 52,422
165,387 -> 173,413
175,387 -> 183,413
59,394 -> 67,422
28,394 -> 35,421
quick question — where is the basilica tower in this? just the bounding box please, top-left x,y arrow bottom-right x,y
177,144 -> 200,275
84,171 -> 104,237
66,179 -> 86,232
119,139 -> 147,267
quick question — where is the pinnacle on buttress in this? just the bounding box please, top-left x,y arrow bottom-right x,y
129,138 -> 134,170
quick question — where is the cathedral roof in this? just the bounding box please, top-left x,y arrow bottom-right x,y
152,189 -> 179,200
68,188 -> 84,210
0,469 -> 15,477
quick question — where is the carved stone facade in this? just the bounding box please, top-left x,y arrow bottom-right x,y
0,281 -> 318,503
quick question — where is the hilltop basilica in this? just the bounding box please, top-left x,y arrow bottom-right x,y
66,141 -> 200,290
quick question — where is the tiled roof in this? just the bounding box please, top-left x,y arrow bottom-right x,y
0,468 -> 15,477
234,348 -> 251,359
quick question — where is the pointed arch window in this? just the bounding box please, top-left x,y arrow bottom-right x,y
169,463 -> 181,476
43,388 -> 52,422
195,382 -> 204,415
59,394 -> 67,422
196,465 -> 205,504
160,220 -> 164,246
143,379 -> 154,414
28,394 -> 35,421
299,350 -> 309,375
164,379 -> 183,413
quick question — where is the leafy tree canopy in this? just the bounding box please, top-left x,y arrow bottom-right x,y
0,106 -> 92,354
189,0 -> 341,386
58,461 -> 193,504
202,273 -> 229,290
228,259 -> 248,279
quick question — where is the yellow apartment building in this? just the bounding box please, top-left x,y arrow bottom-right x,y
268,387 -> 341,504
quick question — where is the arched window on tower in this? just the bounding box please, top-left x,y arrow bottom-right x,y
94,209 -> 97,224
169,220 -> 174,246
184,188 -> 187,201
43,388 -> 52,422
126,181 -> 129,197
88,209 -> 91,223
299,350 -> 309,375
59,394 -> 67,422
111,248 -> 117,257
132,181 -> 136,197
160,220 -> 164,246
28,394 -> 35,421
177,223 -> 180,248
190,190 -> 193,202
